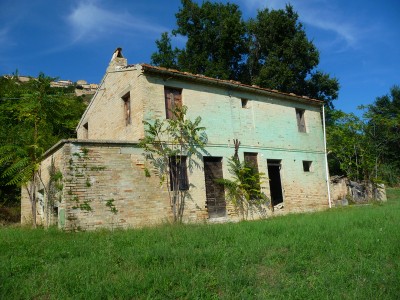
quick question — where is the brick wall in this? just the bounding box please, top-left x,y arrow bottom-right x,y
77,67 -> 145,141
22,139 -> 329,230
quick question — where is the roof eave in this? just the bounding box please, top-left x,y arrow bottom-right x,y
140,64 -> 323,106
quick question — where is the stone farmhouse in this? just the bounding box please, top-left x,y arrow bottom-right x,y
21,49 -> 331,230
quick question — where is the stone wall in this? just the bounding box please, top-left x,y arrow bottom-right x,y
329,176 -> 387,206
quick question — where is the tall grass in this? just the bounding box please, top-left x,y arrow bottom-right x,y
1,189 -> 399,299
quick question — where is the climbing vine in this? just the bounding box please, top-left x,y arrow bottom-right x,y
105,199 -> 118,214
45,158 -> 64,226
64,146 -> 116,230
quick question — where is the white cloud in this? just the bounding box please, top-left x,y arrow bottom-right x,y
67,0 -> 167,43
239,0 -> 360,48
297,6 -> 357,47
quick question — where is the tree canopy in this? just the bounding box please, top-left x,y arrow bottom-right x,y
151,1 -> 339,108
0,74 -> 86,209
362,86 -> 400,184
327,86 -> 400,185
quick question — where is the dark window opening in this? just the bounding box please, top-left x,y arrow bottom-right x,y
267,159 -> 283,206
122,92 -> 131,125
169,156 -> 189,191
241,98 -> 248,108
296,108 -> 306,132
303,161 -> 312,172
164,87 -> 182,119
83,122 -> 88,139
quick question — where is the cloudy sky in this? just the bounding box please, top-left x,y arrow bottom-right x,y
0,0 -> 399,114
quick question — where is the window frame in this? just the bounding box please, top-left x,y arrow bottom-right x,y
122,92 -> 131,125
241,98 -> 248,108
296,108 -> 306,133
164,87 -> 182,119
169,155 -> 189,191
83,122 -> 89,139
244,152 -> 261,198
302,160 -> 312,172
244,152 -> 259,172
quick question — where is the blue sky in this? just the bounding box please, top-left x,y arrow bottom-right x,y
0,0 -> 399,115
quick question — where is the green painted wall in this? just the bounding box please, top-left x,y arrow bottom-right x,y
142,75 -> 329,211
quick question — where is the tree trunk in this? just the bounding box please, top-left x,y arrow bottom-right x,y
27,175 -> 37,228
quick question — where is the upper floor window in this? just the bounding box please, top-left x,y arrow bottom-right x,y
83,122 -> 89,139
122,92 -> 131,125
164,87 -> 182,119
296,108 -> 306,133
241,98 -> 248,108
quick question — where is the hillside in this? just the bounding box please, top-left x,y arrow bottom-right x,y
1,189 -> 399,299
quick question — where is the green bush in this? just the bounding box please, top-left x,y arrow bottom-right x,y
379,163 -> 400,186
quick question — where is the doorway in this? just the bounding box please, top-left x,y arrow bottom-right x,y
203,157 -> 226,218
267,159 -> 283,206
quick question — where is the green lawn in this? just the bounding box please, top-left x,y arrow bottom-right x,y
1,189 -> 399,299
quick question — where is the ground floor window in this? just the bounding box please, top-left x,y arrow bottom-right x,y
169,156 -> 189,191
303,160 -> 312,172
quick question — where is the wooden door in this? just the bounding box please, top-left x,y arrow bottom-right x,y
204,157 -> 226,218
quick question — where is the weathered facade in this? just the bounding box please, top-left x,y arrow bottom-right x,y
21,50 -> 331,230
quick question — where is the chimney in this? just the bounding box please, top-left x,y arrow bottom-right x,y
107,47 -> 127,72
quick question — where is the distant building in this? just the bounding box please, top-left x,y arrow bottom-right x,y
21,49 -> 331,230
75,80 -> 99,96
2,75 -> 98,97
50,79 -> 99,96
50,79 -> 74,88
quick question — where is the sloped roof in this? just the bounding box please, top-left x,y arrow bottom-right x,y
137,63 -> 323,105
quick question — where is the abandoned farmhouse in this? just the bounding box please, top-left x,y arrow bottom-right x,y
21,50 -> 331,230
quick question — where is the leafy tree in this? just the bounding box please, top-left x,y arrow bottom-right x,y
245,5 -> 339,108
153,0 -> 246,80
151,1 -> 339,107
216,156 -> 269,220
140,106 -> 208,222
327,110 -> 363,180
361,85 -> 400,185
327,86 -> 400,186
327,110 -> 379,184
0,74 -> 86,225
150,32 -> 179,69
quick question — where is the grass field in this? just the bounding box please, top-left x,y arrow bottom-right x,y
1,189 -> 399,299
